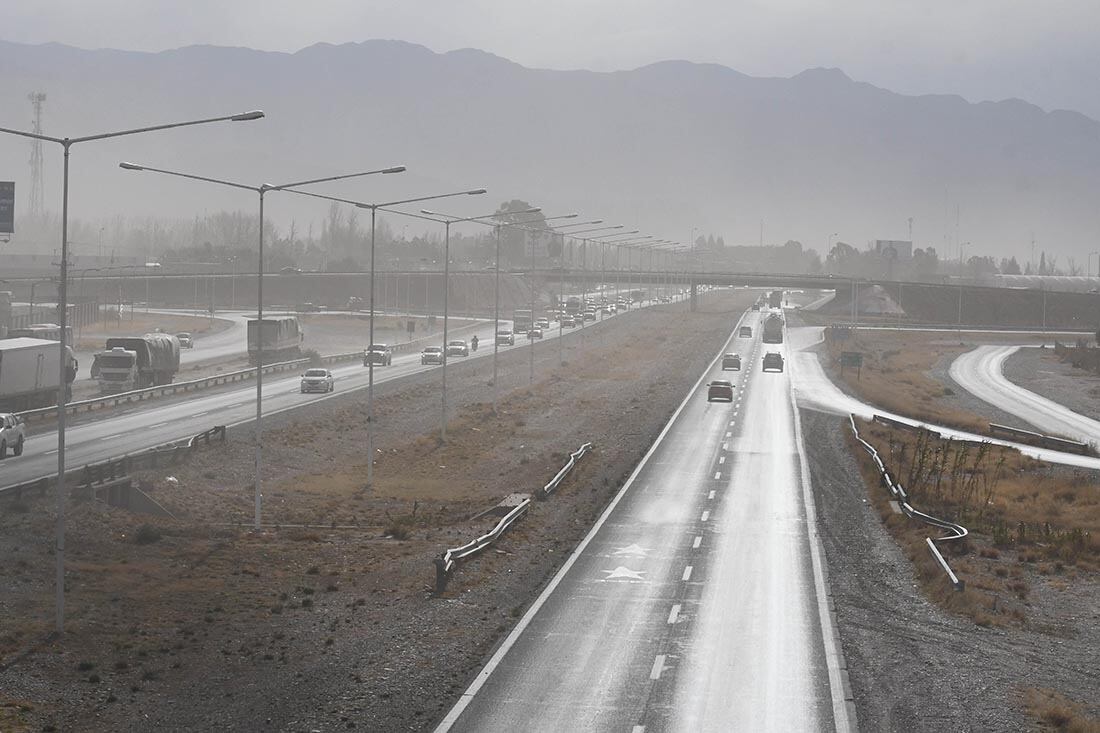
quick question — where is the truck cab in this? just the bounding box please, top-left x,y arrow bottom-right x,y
91,346 -> 141,393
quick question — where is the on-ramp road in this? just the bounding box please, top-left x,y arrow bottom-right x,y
950,344 -> 1100,444
435,310 -> 853,733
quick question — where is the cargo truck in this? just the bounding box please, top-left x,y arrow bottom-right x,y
762,314 -> 784,344
0,337 -> 78,411
513,309 -> 533,335
91,334 -> 181,393
768,290 -> 784,308
247,316 -> 304,365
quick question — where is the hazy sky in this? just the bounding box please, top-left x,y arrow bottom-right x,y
4,0 -> 1100,120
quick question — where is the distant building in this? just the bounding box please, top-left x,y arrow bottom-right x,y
873,239 -> 913,260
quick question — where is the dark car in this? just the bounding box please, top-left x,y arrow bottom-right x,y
751,304 -> 761,311
421,347 -> 445,365
739,326 -> 753,338
762,352 -> 785,372
707,379 -> 735,402
721,353 -> 741,371
364,344 -> 393,366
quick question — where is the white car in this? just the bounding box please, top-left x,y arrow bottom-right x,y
496,330 -> 515,346
300,368 -> 335,393
176,332 -> 194,348
446,340 -> 470,357
0,413 -> 27,458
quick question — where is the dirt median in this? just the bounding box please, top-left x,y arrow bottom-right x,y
0,290 -> 753,732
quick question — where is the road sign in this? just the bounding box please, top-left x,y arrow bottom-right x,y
0,182 -> 14,235
840,350 -> 863,379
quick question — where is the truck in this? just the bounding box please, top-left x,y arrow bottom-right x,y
565,296 -> 583,316
247,316 -> 304,365
768,290 -> 784,309
762,313 -> 784,344
513,309 -> 533,335
0,337 -> 78,411
91,334 -> 181,393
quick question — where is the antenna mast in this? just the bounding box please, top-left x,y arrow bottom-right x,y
28,91 -> 46,219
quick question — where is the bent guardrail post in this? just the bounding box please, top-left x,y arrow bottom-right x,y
849,415 -> 967,591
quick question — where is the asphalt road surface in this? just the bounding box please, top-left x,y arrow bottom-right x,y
950,344 -> 1100,444
0,298 -> 675,489
436,309 -> 852,733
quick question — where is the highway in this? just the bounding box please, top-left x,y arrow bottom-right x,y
436,309 -> 852,732
950,344 -> 1100,444
0,299 -> 672,490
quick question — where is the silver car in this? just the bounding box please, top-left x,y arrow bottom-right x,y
300,368 -> 334,393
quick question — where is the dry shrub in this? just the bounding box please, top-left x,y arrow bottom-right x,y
1024,688 -> 1100,733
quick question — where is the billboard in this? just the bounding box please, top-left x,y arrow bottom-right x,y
0,182 -> 13,234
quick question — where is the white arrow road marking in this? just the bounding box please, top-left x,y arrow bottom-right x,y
612,544 -> 650,557
602,566 -> 646,581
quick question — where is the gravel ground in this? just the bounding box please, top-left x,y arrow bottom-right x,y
0,291 -> 752,733
1004,346 -> 1100,422
803,409 -> 1100,731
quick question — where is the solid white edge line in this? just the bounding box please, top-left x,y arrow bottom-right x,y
433,305 -> 751,732
790,369 -> 857,733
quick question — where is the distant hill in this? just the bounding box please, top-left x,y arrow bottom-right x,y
1,39 -> 1098,264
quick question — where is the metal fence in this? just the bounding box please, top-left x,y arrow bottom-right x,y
433,442 -> 593,593
850,415 -> 968,591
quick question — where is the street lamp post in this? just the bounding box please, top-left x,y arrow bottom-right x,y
120,161 -> 406,522
0,108 -> 265,634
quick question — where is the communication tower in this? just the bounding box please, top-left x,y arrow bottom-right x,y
28,91 -> 46,219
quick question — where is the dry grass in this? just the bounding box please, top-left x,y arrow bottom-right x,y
74,313 -> 228,350
824,330 -> 985,432
1024,688 -> 1100,732
850,419 -> 1100,627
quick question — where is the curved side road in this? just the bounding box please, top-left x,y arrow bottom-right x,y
949,344 -> 1100,445
788,327 -> 1100,470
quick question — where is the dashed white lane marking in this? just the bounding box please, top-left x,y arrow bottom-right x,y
667,604 -> 681,624
45,449 -> 58,455
682,565 -> 693,581
728,419 -> 735,426
650,654 -> 666,680
701,510 -> 710,522
721,442 -> 728,451
713,471 -> 721,480
692,536 -> 702,549
191,412 -> 208,418
99,434 -> 124,441
724,431 -> 731,438
734,410 -> 739,417
632,727 -> 646,733
149,422 -> 168,429
718,456 -> 726,464
708,490 -> 716,499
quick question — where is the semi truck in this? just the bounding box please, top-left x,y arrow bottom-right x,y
0,337 -> 78,411
768,290 -> 784,308
247,316 -> 304,365
513,309 -> 533,335
91,334 -> 181,393
762,313 -> 784,344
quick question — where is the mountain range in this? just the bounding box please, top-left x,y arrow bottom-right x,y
1,38 -> 1098,265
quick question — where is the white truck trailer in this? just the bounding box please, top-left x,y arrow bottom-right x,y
0,337 -> 78,411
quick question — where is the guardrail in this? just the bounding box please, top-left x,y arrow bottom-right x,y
988,422 -> 1091,455
433,442 -> 593,593
0,425 -> 227,501
849,415 -> 967,591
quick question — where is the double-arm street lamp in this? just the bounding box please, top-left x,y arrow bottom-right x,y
0,108 -> 265,633
119,161 -> 407,524
417,207 -> 541,414
281,187 -> 486,473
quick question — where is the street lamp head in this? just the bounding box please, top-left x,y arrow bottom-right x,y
118,162 -> 144,171
230,110 -> 265,122
383,166 -> 407,174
